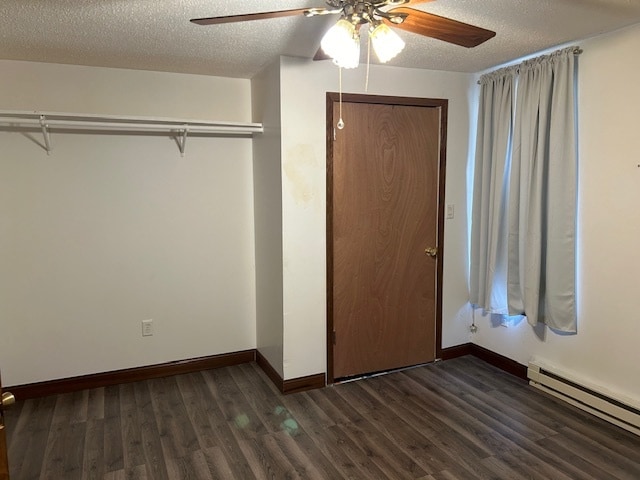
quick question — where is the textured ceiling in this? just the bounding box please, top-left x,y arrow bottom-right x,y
2,0 -> 640,79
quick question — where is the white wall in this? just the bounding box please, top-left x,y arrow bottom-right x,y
279,57 -> 476,379
251,62 -> 285,377
0,60 -> 250,122
471,23 -> 640,401
0,61 -> 257,386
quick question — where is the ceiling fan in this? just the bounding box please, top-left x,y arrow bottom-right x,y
191,0 -> 496,66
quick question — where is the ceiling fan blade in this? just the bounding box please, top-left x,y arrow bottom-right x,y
402,0 -> 436,6
191,8 -> 310,26
384,7 -> 496,48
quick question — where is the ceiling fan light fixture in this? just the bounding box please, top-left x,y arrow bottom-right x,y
321,18 -> 361,69
369,23 -> 405,63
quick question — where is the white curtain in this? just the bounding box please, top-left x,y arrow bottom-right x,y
469,70 -> 515,314
471,47 -> 578,332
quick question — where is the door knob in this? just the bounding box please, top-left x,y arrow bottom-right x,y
425,247 -> 438,258
1,391 -> 15,410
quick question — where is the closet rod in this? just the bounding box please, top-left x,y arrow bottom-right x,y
0,117 -> 262,134
0,110 -> 263,155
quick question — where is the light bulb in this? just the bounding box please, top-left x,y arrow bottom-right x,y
321,19 -> 360,69
369,23 -> 405,63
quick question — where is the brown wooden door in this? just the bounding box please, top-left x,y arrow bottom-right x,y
328,96 -> 445,380
0,372 -> 10,480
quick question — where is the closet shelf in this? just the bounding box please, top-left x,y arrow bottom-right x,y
0,110 -> 263,155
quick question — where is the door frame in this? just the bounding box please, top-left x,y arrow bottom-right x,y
326,92 -> 448,384
0,371 -> 9,480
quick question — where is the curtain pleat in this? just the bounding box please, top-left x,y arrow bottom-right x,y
470,72 -> 515,314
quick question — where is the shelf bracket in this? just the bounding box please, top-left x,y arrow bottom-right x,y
177,125 -> 188,157
39,115 -> 52,155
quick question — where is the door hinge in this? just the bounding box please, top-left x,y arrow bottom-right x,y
332,330 -> 337,345
333,127 -> 336,141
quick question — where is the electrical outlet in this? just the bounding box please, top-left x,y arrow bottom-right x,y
142,319 -> 153,337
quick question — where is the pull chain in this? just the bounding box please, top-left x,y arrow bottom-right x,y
365,34 -> 371,92
337,67 -> 345,130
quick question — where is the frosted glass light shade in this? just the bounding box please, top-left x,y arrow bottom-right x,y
370,23 -> 405,63
321,19 -> 360,69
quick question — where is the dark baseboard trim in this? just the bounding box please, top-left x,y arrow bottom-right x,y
283,373 -> 326,395
441,342 -> 527,381
440,343 -> 474,360
255,350 -> 284,392
256,350 -> 325,395
8,349 -> 257,400
9,343 -> 523,401
469,344 -> 528,380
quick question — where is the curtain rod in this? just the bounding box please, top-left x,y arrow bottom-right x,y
477,46 -> 582,84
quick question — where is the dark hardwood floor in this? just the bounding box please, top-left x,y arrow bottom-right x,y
5,355 -> 640,479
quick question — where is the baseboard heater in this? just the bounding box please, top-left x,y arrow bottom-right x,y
528,362 -> 640,436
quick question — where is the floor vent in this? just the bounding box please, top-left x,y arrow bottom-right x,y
528,362 -> 640,436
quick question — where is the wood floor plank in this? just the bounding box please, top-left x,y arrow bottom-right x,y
560,413 -> 640,461
127,464 -> 148,480
305,385 -> 365,426
132,381 -> 169,480
534,434 -> 617,480
11,396 -> 57,479
87,387 -> 105,421
201,367 -> 268,441
199,369 -> 269,479
119,382 -> 145,470
103,385 -> 124,473
5,355 -> 640,480
402,366 -> 616,480
357,370 -> 415,405
480,455 -> 533,480
5,398 -> 33,476
548,427 -> 640,479
332,378 -> 383,414
388,372 -> 501,457
340,416 -> 428,479
431,466 -> 483,480
237,436 -> 289,480
288,421 -> 358,479
147,376 -> 200,461
317,424 -> 394,479
364,402 -> 454,474
102,469 -> 125,480
426,363 -> 560,440
165,450 -> 213,480
405,366 -> 551,441
40,391 -> 88,480
255,433 -> 306,478
82,419 -> 105,480
269,429 -> 338,480
69,390 -> 90,424
279,391 -> 337,430
174,372 -> 220,450
229,364 -> 291,435
493,450 -> 576,480
200,446 -> 236,480
453,356 -> 527,390
40,420 -> 86,480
